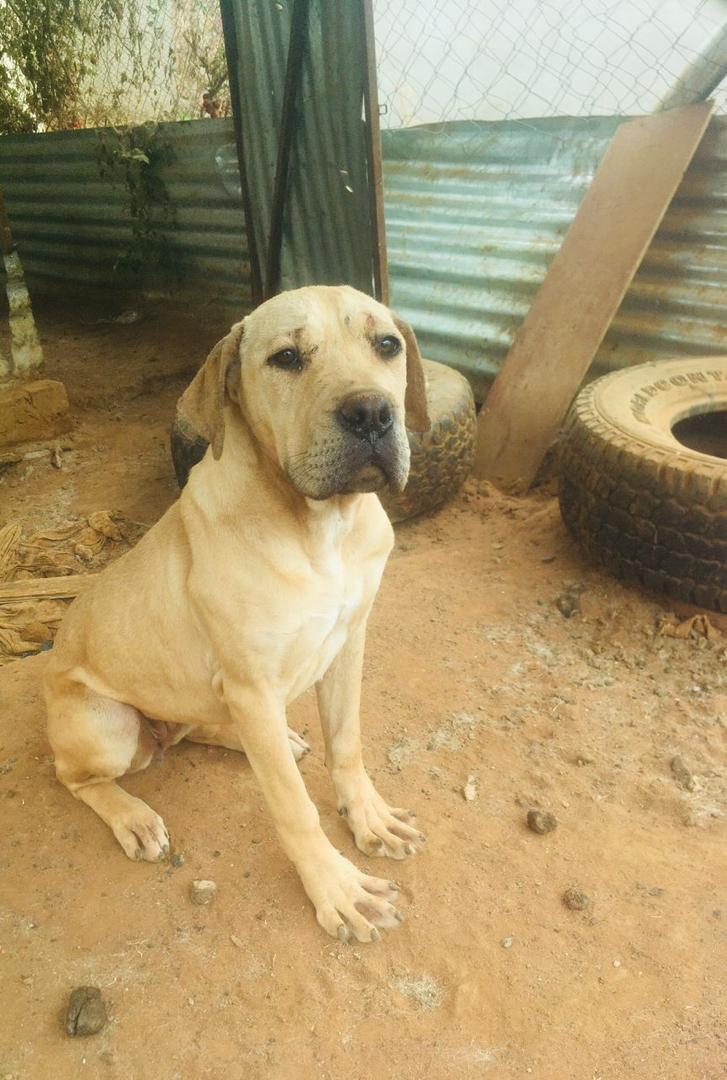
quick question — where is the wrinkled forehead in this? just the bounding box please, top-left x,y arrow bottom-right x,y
244,287 -> 397,352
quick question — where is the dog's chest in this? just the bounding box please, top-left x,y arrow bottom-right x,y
283,551 -> 365,699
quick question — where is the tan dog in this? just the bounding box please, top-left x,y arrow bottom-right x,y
44,285 -> 429,943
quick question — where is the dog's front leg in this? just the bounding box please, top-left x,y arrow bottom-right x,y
316,623 -> 425,860
224,680 -> 402,942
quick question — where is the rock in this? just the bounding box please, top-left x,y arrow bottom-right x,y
190,879 -> 217,906
562,887 -> 590,911
170,852 -> 185,868
670,755 -> 696,791
462,776 -> 478,801
500,936 -> 513,948
230,934 -> 244,949
526,809 -> 557,835
65,986 -> 108,1037
0,379 -> 70,449
555,586 -> 583,618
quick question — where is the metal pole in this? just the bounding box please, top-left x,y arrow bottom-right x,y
656,21 -> 727,110
219,0 -> 264,306
264,0 -> 311,300
361,0 -> 389,306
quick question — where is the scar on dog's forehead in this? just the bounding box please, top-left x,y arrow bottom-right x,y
343,310 -> 390,334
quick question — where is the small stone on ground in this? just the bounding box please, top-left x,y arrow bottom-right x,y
526,809 -> 558,834
65,986 -> 108,1037
670,755 -> 696,791
190,879 -> 217,906
562,887 -> 590,911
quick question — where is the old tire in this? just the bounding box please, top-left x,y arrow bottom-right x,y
559,357 -> 727,613
170,357 -> 476,523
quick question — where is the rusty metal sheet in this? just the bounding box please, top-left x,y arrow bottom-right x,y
1,115 -> 726,403
382,116 -> 727,400
0,120 -> 250,304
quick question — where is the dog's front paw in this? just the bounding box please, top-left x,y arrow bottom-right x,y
337,774 -> 424,860
299,849 -> 403,943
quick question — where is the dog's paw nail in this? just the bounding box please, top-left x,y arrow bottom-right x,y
370,928 -> 380,942
338,806 -> 348,817
337,924 -> 350,943
405,844 -> 416,855
394,910 -> 404,923
418,834 -> 426,843
389,881 -> 400,891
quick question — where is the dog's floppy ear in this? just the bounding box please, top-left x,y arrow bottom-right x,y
393,315 -> 430,433
178,320 -> 245,460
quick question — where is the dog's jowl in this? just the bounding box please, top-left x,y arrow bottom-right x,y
44,285 -> 429,943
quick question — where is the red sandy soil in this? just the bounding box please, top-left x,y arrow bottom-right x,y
0,301 -> 725,1079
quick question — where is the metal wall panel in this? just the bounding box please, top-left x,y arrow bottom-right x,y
0,119 -> 250,304
1,115 -> 726,401
383,117 -> 727,400
221,0 -> 375,298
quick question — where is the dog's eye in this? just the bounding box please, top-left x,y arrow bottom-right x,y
268,347 -> 302,371
376,335 -> 402,358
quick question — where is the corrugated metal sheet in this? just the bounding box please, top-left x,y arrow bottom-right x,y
224,0 -> 374,295
0,119 -> 250,303
383,116 -> 727,401
1,114 -> 726,401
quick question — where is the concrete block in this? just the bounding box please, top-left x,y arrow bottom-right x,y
0,378 -> 70,448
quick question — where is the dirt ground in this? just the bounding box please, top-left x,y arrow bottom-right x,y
0,301 -> 725,1080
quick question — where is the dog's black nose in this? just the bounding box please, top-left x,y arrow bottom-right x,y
336,394 -> 394,440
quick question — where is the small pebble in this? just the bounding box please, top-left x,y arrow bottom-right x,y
190,879 -> 217,906
230,934 -> 244,948
526,809 -> 557,835
462,776 -> 478,801
65,986 -> 108,1037
556,589 -> 581,618
501,937 -> 513,949
562,887 -> 590,911
170,853 -> 185,868
612,959 -> 621,968
670,755 -> 696,791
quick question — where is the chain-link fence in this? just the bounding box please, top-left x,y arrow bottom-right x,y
1,1 -> 725,133
0,0 -> 228,133
373,0 -> 727,128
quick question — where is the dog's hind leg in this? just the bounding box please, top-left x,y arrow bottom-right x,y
45,678 -> 170,862
185,725 -> 310,762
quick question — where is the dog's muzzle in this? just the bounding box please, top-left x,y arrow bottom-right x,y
287,392 -> 410,499
334,392 -> 405,493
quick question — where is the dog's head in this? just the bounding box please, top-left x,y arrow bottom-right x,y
179,285 -> 430,499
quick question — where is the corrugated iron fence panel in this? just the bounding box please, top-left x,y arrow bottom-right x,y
223,0 -> 375,297
383,117 -> 727,400
0,119 -> 250,304
1,115 -> 726,400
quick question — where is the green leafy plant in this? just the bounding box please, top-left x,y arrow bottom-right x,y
97,122 -> 177,275
0,1 -> 130,132
0,1 -> 228,134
